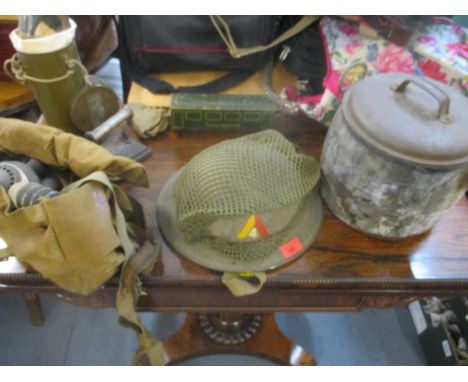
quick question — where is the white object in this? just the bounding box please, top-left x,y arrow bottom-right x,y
9,19 -> 77,54
409,301 -> 428,335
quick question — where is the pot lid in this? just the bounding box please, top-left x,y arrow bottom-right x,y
343,73 -> 468,167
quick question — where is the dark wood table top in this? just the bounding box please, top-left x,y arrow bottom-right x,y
131,115 -> 468,290
1,114 -> 468,311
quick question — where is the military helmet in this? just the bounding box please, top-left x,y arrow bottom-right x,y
156,129 -> 322,273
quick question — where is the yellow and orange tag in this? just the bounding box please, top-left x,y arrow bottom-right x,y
237,215 -> 269,240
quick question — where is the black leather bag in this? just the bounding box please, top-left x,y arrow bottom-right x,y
119,15 -> 281,94
118,15 -> 318,94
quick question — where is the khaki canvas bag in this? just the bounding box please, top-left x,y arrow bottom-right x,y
0,118 -> 164,365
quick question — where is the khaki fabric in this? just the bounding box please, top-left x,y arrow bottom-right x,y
0,117 -> 148,187
129,103 -> 170,139
221,272 -> 267,297
0,119 -> 164,364
0,118 -> 149,294
0,175 -> 125,295
116,226 -> 165,365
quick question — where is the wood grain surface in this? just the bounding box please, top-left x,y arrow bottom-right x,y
1,108 -> 468,312
125,114 -> 468,285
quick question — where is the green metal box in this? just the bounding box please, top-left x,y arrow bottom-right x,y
171,94 -> 275,131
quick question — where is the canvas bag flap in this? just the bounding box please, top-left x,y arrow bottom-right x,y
0,117 -> 148,187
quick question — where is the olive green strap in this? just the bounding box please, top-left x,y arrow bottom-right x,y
222,272 -> 267,297
210,16 -> 320,59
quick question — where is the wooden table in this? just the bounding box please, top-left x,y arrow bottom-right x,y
1,111 -> 468,365
0,81 -> 35,117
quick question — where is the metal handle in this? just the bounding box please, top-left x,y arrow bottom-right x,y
393,78 -> 452,124
85,105 -> 133,142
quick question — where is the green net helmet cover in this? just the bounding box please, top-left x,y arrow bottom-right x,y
156,130 -> 323,272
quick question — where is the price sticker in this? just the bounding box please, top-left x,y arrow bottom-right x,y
280,237 -> 304,259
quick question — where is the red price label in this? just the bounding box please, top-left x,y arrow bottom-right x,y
280,237 -> 304,259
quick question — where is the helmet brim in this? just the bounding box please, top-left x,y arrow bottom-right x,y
156,168 -> 323,273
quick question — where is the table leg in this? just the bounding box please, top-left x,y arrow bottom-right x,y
23,293 -> 44,326
162,313 -> 316,366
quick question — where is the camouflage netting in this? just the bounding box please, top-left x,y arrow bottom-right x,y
173,130 -> 320,262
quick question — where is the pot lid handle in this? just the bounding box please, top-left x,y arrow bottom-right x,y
392,78 -> 452,124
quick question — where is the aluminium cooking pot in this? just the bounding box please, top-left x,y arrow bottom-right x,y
320,73 -> 468,239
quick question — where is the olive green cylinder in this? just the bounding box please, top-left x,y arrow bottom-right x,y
18,42 -> 86,134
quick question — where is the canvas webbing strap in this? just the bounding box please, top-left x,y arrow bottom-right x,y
222,272 -> 267,297
65,171 -> 164,365
210,15 -> 320,59
0,171 -> 134,260
0,168 -> 162,364
63,171 -> 135,257
116,223 -> 163,365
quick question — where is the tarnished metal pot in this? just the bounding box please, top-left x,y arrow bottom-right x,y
320,73 -> 468,239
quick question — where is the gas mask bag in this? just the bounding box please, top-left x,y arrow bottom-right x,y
0,117 -> 149,294
0,118 -> 164,366
157,129 -> 323,296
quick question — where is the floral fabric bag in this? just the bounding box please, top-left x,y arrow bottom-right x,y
409,18 -> 467,95
297,17 -> 467,126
